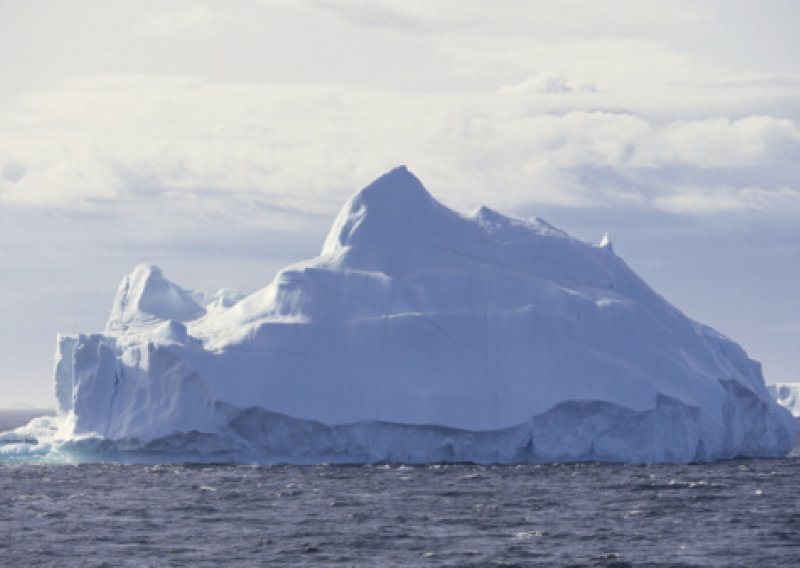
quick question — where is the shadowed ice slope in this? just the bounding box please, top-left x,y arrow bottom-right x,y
2,166 -> 795,464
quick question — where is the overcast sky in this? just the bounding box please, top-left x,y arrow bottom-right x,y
1,0 -> 799,406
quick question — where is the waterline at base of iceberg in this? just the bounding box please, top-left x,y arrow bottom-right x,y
2,381 -> 794,465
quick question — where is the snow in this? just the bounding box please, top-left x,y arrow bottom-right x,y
768,383 -> 800,417
599,232 -> 613,252
2,166 -> 796,463
105,264 -> 205,333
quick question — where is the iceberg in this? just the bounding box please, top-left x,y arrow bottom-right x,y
768,383 -> 800,418
3,166 -> 795,463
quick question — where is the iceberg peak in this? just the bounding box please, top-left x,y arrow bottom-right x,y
472,205 -> 507,224
321,165 -> 444,256
346,165 -> 433,213
599,232 -> 614,253
105,263 -> 205,333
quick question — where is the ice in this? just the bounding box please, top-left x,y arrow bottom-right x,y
768,383 -> 800,417
0,415 -> 61,463
5,166 -> 796,463
105,264 -> 205,333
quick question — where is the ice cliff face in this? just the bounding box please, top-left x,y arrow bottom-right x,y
11,166 -> 795,463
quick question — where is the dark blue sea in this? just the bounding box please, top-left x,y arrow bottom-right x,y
1,410 -> 799,567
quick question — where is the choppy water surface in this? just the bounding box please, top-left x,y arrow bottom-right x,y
1,413 -> 799,566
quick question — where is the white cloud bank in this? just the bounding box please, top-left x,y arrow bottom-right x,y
1,76 -> 798,219
143,5 -> 216,37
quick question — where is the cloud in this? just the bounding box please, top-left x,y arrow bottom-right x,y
301,0 -> 708,37
632,116 -> 800,168
0,75 -> 799,221
498,74 -> 598,94
143,5 -> 215,37
0,155 -> 120,206
653,186 -> 800,215
306,0 -> 429,32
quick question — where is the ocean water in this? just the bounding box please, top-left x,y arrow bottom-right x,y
2,411 -> 799,566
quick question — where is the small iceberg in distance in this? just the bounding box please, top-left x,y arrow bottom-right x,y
2,166 -> 795,464
768,383 -> 800,418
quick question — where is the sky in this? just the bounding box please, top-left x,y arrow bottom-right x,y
1,0 -> 799,407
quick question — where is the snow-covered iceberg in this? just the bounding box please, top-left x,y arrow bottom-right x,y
3,166 -> 795,464
768,383 -> 800,418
